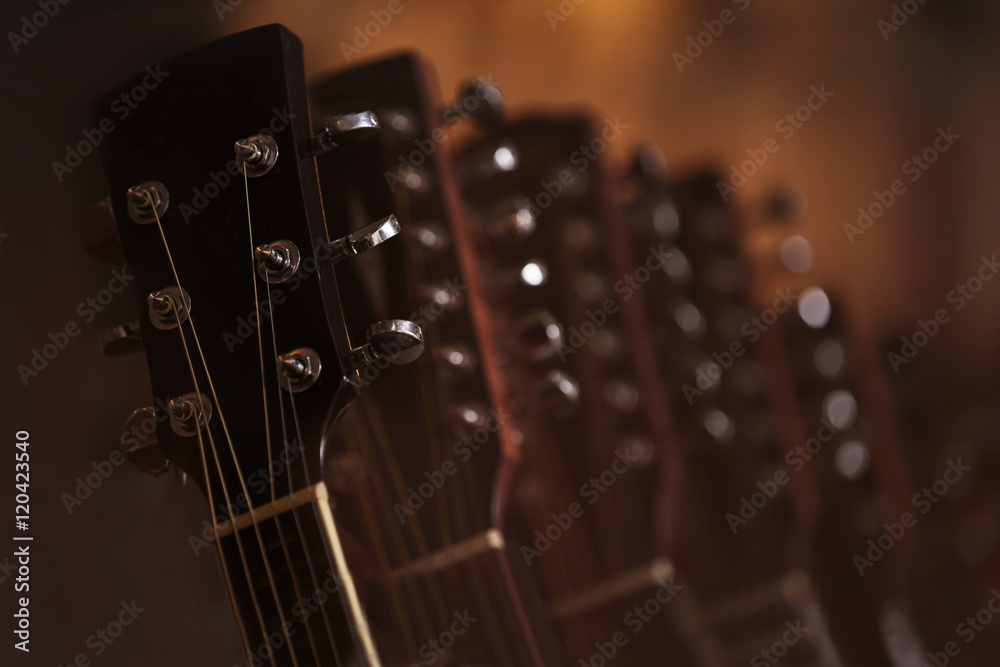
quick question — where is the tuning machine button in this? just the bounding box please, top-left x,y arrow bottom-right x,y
443,77 -> 505,128
100,321 -> 143,356
82,197 -> 125,265
312,111 -> 380,155
351,320 -> 425,370
627,145 -> 668,184
532,370 -> 581,412
513,309 -> 564,363
147,287 -> 192,330
327,215 -> 401,263
482,198 -> 537,242
122,407 -> 170,476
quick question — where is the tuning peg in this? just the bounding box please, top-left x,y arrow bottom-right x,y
81,197 -> 126,265
312,111 -> 380,155
326,216 -> 401,263
100,321 -> 143,356
532,370 -> 581,412
481,198 -> 537,242
513,310 -> 564,363
351,319 -> 425,369
627,145 -> 668,183
443,77 -> 505,129
778,234 -> 814,273
121,407 -> 170,476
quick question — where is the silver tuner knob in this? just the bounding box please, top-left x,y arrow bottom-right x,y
312,110 -> 380,155
532,369 -> 581,413
81,197 -> 125,265
628,144 -> 668,184
351,319 -> 425,369
484,198 -> 537,242
121,407 -> 170,476
513,309 -> 564,363
445,77 -> 505,128
100,321 -> 143,356
326,215 -> 401,263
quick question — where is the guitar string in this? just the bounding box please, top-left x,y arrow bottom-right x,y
254,205 -> 349,667
287,386 -> 374,664
159,293 -> 275,667
337,411 -> 418,657
243,163 -> 325,666
356,397 -> 446,638
147,191 -> 298,666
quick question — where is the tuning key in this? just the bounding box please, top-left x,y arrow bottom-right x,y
513,309 -> 564,363
351,319 -> 425,370
121,407 -> 170,476
312,111 -> 380,155
326,216 -> 401,263
627,145 -> 668,183
100,321 -> 143,356
443,77 -> 505,128
532,370 -> 581,412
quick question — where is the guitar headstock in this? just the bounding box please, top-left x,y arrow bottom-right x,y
94,25 -> 424,666
455,116 -> 698,665
308,54 -> 551,665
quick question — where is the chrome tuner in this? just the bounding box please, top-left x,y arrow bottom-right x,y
235,134 -> 279,177
533,370 -> 581,412
351,320 -> 425,369
484,198 -> 537,242
326,216 -> 401,263
277,347 -> 322,393
147,287 -> 191,330
312,111 -> 380,155
121,407 -> 170,476
446,77 -> 505,128
100,321 -> 143,356
168,393 -> 214,437
255,240 -> 301,283
514,310 -> 564,363
127,181 -> 169,224
627,144 -> 668,183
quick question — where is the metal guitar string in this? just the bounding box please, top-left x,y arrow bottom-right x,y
243,162 -> 326,667
147,190 -> 295,666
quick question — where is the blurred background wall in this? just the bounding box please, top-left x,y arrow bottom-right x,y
1,0 -> 999,664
